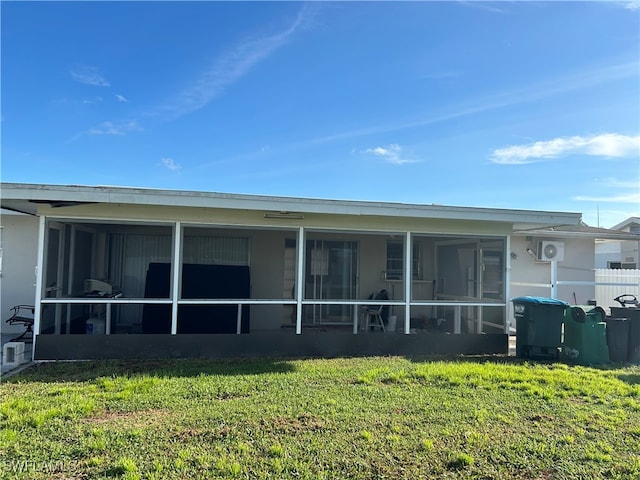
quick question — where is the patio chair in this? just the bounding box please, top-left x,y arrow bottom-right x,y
362,289 -> 389,332
363,304 -> 386,332
5,305 -> 35,343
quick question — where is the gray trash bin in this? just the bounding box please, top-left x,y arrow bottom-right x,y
605,317 -> 629,363
611,306 -> 640,363
512,297 -> 568,359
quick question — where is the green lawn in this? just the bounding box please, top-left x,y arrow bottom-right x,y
1,356 -> 639,479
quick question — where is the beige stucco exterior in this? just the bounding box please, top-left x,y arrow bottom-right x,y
6,182 -> 623,351
1,211 -> 38,334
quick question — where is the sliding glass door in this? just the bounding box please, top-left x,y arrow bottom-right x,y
304,240 -> 358,324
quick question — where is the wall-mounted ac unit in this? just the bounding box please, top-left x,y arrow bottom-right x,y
537,241 -> 565,262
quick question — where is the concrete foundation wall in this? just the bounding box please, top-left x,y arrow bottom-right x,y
34,332 -> 508,360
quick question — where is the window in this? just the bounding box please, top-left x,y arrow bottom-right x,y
305,240 -> 357,300
609,261 -> 638,269
386,240 -> 422,280
183,236 -> 249,265
386,242 -> 403,280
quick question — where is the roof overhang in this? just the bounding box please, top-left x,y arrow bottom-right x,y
612,217 -> 640,230
512,227 -> 640,241
1,182 -> 583,227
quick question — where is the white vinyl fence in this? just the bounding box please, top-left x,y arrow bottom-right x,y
595,269 -> 640,313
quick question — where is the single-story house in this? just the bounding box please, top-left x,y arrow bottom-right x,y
1,182 -> 637,361
509,223 -> 640,310
595,217 -> 640,269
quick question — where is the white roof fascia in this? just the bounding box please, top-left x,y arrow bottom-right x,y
512,229 -> 640,241
1,182 -> 582,226
0,208 -> 29,216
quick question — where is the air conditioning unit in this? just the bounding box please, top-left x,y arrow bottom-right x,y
537,241 -> 565,262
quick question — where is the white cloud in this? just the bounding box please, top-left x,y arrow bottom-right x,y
298,60 -> 638,150
420,70 -> 463,80
595,177 -> 640,190
81,96 -> 103,104
160,157 -> 181,171
363,144 -> 416,165
115,94 -> 128,103
620,1 -> 640,10
573,175 -> 640,224
584,133 -> 640,157
490,133 -> 640,165
70,66 -> 110,87
156,5 -> 314,120
574,193 -> 640,204
88,121 -> 142,136
458,1 -> 506,13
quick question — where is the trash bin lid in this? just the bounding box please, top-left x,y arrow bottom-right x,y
511,296 -> 569,306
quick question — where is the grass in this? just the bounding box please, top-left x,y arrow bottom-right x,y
1,356 -> 639,479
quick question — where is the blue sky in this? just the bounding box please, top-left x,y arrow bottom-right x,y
2,1 -> 639,228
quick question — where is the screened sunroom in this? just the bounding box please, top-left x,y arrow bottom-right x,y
0,182 -> 582,359
37,217 -> 509,339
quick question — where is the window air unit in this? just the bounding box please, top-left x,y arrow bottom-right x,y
537,241 -> 565,262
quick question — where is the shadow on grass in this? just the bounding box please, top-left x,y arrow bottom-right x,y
6,357 -> 298,383
9,354 -> 524,383
404,354 -> 640,378
404,353 -> 633,367
404,354 -> 530,366
10,353 -> 637,384
617,372 -> 640,385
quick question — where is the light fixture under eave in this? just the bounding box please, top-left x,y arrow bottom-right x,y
264,212 -> 305,220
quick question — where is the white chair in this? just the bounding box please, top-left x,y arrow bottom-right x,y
362,304 -> 385,332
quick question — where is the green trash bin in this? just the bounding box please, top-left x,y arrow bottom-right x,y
562,306 -> 610,365
512,297 -> 568,359
610,307 -> 640,363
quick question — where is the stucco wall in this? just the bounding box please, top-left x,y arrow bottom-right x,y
557,238 -> 596,304
248,230 -> 288,330
35,202 -> 514,236
249,231 -> 406,331
1,212 -> 39,333
509,236 -> 596,329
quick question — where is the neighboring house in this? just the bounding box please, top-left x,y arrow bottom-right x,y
593,217 -> 640,313
1,182 -> 636,361
595,217 -> 640,269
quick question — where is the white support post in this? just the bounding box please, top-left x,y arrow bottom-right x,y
170,222 -> 182,335
236,304 -> 243,334
454,306 -> 462,334
353,304 -> 358,334
505,235 -> 512,334
65,225 -> 77,334
404,232 -> 411,334
550,261 -> 558,299
106,303 -> 112,335
295,226 -> 305,335
32,216 -> 47,362
53,224 -> 66,334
